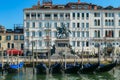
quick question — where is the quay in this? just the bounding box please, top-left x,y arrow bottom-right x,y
0,57 -> 113,63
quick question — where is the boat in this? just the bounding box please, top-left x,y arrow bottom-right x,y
64,62 -> 81,74
36,62 -> 47,74
7,62 -> 24,73
96,60 -> 117,73
79,62 -> 99,74
49,62 -> 63,74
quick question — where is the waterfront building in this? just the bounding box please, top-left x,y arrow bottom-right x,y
0,24 -> 24,55
24,0 -> 120,56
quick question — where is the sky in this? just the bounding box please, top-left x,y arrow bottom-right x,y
0,0 -> 120,29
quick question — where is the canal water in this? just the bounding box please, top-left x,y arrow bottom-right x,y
0,66 -> 120,80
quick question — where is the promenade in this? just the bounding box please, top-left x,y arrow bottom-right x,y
0,56 -> 114,64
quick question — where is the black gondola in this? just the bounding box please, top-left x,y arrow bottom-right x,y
79,62 -> 99,74
64,62 -> 81,74
50,62 -> 63,74
36,63 -> 47,74
96,60 -> 117,73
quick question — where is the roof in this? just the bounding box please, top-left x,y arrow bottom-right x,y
24,1 -> 120,11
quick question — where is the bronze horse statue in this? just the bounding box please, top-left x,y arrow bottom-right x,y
56,24 -> 71,38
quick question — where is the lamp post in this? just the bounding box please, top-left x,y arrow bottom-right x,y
31,36 -> 35,74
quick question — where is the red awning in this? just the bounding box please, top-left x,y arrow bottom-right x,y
7,49 -> 23,55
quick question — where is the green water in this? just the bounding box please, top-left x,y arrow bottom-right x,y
0,67 -> 120,80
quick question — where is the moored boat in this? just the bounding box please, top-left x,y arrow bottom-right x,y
96,60 -> 117,73
36,62 -> 47,74
50,62 -> 63,74
79,62 -> 99,74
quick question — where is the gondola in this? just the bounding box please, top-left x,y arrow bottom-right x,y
7,62 -> 24,73
50,62 -> 63,74
36,62 -> 47,74
64,62 -> 81,74
96,60 -> 117,73
79,62 -> 99,74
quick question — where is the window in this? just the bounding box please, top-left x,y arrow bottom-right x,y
82,41 -> 84,47
86,23 -> 89,28
94,20 -> 97,26
98,30 -> 100,37
45,14 -> 51,17
39,22 -> 42,28
26,13 -> 30,18
6,35 -> 11,40
73,31 -> 75,37
82,13 -> 84,19
82,31 -> 84,37
54,31 -> 57,37
20,35 -> 24,40
77,13 -> 80,18
0,36 -> 2,40
32,22 -> 35,28
12,43 -> 14,48
77,23 -> 80,28
8,43 -> 10,48
21,44 -> 24,50
73,13 -> 75,18
119,31 -> 120,37
119,13 -> 120,17
77,31 -> 80,37
38,13 -> 41,18
77,41 -> 80,47
14,35 -> 18,40
39,41 -> 42,46
54,14 -> 58,17
54,22 -> 57,28
105,13 -> 114,17
82,23 -> 84,28
26,22 -> 30,28
94,19 -> 100,26
86,41 -> 89,47
32,31 -> 35,37
32,41 -> 35,47
26,32 -> 29,37
94,31 -> 97,37
72,23 -> 75,28
94,13 -> 100,17
31,13 -> 36,18
86,13 -> 89,19
86,31 -> 89,37
39,31 -> 42,37
119,20 -> 120,26
72,41 -> 75,47
60,13 -> 64,17
0,43 -> 1,48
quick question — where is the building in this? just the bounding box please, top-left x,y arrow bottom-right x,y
24,0 -> 120,56
0,24 -> 24,55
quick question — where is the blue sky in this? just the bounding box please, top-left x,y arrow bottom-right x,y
0,0 -> 120,29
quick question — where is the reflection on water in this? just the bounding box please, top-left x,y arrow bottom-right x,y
0,67 -> 120,80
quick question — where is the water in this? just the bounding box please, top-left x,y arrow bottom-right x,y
0,67 -> 120,80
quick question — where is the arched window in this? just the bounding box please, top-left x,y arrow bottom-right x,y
94,30 -> 97,37
98,30 -> 100,37
109,20 -> 111,26
105,30 -> 107,37
94,19 -> 97,26
105,20 -> 108,26
98,20 -> 100,26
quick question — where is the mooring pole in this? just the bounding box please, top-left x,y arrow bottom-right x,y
1,47 -> 4,76
32,39 -> 35,74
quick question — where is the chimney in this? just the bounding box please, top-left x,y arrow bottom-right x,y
78,0 -> 80,3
